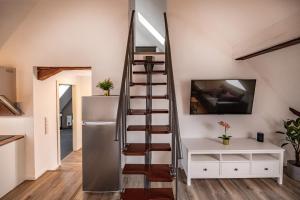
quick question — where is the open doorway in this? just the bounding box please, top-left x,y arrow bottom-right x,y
59,84 -> 73,160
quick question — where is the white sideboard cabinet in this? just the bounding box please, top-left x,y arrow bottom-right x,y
182,138 -> 284,186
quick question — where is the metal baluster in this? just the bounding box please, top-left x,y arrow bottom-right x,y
144,56 -> 153,189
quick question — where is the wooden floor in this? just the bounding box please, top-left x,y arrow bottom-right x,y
2,150 -> 300,200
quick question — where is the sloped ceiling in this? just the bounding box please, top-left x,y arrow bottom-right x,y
0,0 -> 299,57
173,0 -> 300,57
0,0 -> 40,49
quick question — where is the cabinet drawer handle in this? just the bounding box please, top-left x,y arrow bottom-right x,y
234,168 -> 238,171
264,168 -> 269,171
203,168 -> 208,171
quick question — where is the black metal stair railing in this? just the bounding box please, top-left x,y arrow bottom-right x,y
164,12 -> 183,200
115,10 -> 135,148
116,10 -> 183,199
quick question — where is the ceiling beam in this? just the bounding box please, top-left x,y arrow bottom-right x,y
235,37 -> 300,60
37,67 -> 91,81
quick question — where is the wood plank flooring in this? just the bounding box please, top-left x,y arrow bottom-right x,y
2,150 -> 300,200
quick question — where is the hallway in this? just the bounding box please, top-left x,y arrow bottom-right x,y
2,151 -> 300,200
60,129 -> 73,160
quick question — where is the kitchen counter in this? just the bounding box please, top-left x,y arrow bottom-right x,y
0,135 -> 24,146
0,135 -> 25,198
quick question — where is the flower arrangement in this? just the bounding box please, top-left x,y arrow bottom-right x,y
96,78 -> 113,96
218,121 -> 232,145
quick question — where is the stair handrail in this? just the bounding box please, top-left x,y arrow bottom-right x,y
164,12 -> 182,200
164,13 -> 183,159
115,10 -> 135,149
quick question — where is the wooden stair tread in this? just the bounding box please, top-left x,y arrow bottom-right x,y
131,82 -> 167,86
123,164 -> 173,182
133,70 -> 166,75
128,109 -> 168,115
123,143 -> 171,155
134,52 -> 165,55
121,188 -> 174,200
127,125 -> 170,133
133,60 -> 165,65
130,95 -> 168,99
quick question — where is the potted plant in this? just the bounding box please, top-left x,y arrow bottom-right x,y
276,107 -> 300,180
96,78 -> 113,96
218,121 -> 232,145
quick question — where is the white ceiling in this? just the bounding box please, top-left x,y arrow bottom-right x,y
177,0 -> 300,57
183,0 -> 300,46
0,0 -> 299,55
0,0 -> 40,49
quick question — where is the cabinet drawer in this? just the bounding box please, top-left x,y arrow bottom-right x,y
252,161 -> 279,177
190,162 -> 219,178
221,162 -> 250,177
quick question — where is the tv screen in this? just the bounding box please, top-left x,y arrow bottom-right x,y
190,79 -> 256,114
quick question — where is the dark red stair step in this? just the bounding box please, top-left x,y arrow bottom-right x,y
133,60 -> 165,65
128,109 -> 168,115
123,143 -> 171,156
130,95 -> 168,99
121,188 -> 174,200
133,70 -> 166,75
134,52 -> 165,55
123,164 -> 173,182
131,82 -> 167,86
127,125 -> 170,134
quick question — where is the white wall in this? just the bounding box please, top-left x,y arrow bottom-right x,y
0,0 -> 299,180
0,0 -> 128,179
167,0 -> 300,162
33,70 -> 91,177
0,67 -> 16,101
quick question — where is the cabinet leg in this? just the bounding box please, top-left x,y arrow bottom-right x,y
187,177 -> 191,186
278,152 -> 284,185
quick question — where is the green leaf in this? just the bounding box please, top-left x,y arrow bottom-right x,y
96,78 -> 113,90
285,120 -> 294,128
281,143 -> 289,148
292,119 -> 299,127
284,121 -> 288,129
296,118 -> 300,126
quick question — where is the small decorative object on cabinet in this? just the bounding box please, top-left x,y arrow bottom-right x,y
96,78 -> 113,96
257,132 -> 264,142
276,107 -> 300,181
218,121 -> 231,145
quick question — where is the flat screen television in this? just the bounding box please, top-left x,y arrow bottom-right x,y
190,79 -> 256,114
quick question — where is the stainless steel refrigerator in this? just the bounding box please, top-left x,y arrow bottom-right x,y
82,96 -> 120,192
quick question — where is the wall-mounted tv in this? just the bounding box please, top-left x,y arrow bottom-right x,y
190,79 -> 256,114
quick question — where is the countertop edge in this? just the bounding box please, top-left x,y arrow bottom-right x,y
0,135 -> 25,147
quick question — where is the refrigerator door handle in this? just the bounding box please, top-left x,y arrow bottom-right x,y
82,121 -> 116,126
